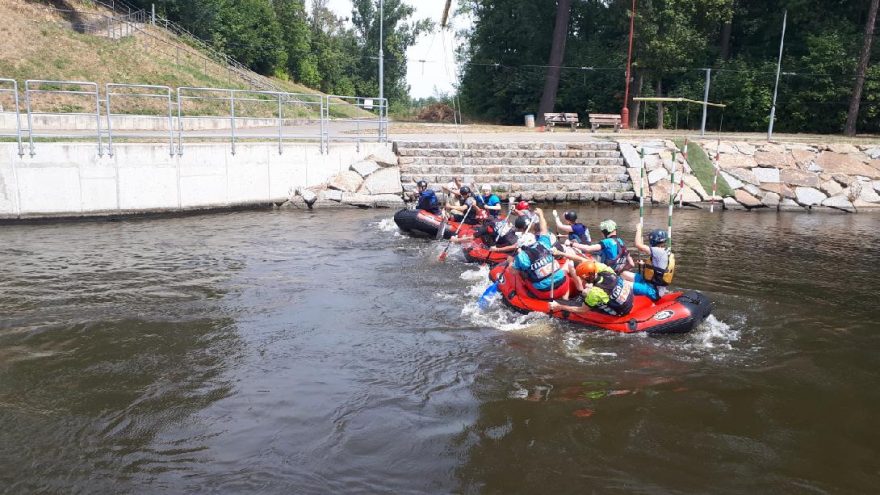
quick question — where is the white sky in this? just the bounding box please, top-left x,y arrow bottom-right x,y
310,0 -> 463,99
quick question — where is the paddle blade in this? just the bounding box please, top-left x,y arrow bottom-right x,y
435,219 -> 447,240
478,282 -> 500,310
438,249 -> 449,262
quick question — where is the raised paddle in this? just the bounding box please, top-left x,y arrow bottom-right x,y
435,210 -> 448,239
438,202 -> 473,261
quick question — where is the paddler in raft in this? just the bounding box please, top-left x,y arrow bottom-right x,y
449,216 -> 518,251
510,208 -> 579,300
553,210 -> 591,244
414,180 -> 441,215
478,184 -> 502,218
569,219 -> 634,275
548,257 -> 634,316
619,223 -> 675,301
446,186 -> 483,225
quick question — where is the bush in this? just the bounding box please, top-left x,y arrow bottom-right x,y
417,103 -> 456,123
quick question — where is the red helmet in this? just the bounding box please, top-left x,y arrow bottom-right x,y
515,201 -> 530,211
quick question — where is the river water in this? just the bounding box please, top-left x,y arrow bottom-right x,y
1,206 -> 878,494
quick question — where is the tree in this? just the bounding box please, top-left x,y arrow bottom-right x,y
536,0 -> 573,125
275,0 -> 320,86
844,0 -> 879,136
350,0 -> 432,103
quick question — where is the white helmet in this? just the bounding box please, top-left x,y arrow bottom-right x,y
481,184 -> 492,192
517,233 -> 537,248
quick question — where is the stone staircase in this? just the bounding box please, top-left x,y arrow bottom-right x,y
395,141 -> 635,202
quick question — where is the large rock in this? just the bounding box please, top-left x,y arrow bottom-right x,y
651,180 -> 672,204
743,183 -> 762,197
761,191 -> 781,207
328,170 -> 365,192
683,175 -> 710,199
677,186 -> 702,203
734,189 -> 763,208
795,187 -> 827,206
735,142 -> 757,155
791,149 -> 817,169
350,159 -> 381,178
368,147 -> 398,167
322,189 -> 344,202
341,192 -> 377,207
820,180 -> 843,197
761,143 -> 788,154
718,153 -> 756,170
647,167 -> 669,185
723,197 -> 746,210
866,147 -> 880,159
727,167 -> 759,185
357,167 -> 402,195
716,142 -> 739,154
754,151 -> 796,168
300,188 -> 318,205
759,182 -> 796,198
779,198 -> 802,210
719,171 -> 744,189
822,195 -> 855,212
874,180 -> 880,193
619,142 -> 641,167
827,143 -> 860,154
780,169 -> 820,188
752,167 -> 781,183
644,155 -> 663,171
372,194 -> 406,208
859,183 -> 880,203
815,152 -> 880,179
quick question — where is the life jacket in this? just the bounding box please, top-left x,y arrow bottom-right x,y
416,190 -> 440,215
568,223 -> 590,244
602,237 -> 629,274
459,197 -> 479,224
591,272 -> 634,316
640,250 -> 675,286
521,242 -> 557,283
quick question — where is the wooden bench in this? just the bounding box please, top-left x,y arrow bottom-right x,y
543,112 -> 580,132
588,113 -> 622,132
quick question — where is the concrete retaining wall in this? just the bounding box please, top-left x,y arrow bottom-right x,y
0,112 -> 313,132
0,141 -> 388,219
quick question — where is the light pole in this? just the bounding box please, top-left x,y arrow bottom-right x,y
768,10 -> 787,141
379,0 -> 384,103
622,0 -> 636,129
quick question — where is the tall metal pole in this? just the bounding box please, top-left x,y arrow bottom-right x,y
151,3 -> 155,25
622,0 -> 636,129
768,10 -> 787,141
700,68 -> 711,136
379,0 -> 384,103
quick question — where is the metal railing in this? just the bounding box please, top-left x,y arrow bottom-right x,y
0,79 -> 24,157
0,78 -> 388,157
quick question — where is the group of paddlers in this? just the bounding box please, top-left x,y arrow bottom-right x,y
413,179 -> 676,318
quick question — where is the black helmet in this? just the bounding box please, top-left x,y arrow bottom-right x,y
459,186 -> 471,195
648,229 -> 668,246
416,180 -> 427,189
514,216 -> 528,230
563,210 -> 577,222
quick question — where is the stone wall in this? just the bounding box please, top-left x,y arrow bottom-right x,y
617,140 -> 880,212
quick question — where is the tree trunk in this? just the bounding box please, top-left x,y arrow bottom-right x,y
655,79 -> 664,130
720,20 -> 732,60
844,0 -> 879,136
630,71 -> 644,129
536,0 -> 573,125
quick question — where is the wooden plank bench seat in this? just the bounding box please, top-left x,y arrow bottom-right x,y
588,113 -> 622,132
543,112 -> 580,132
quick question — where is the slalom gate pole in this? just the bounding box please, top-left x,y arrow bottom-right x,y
668,149 -> 677,251
679,138 -> 688,208
638,147 -> 646,228
711,152 -> 720,213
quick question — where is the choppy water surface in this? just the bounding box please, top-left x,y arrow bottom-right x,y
1,206 -> 878,493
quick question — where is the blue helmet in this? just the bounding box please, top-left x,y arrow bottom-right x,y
648,229 -> 668,246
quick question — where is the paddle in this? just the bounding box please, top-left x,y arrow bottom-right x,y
638,147 -> 646,228
435,210 -> 448,239
438,202 -> 473,261
478,282 -> 499,310
494,198 -> 515,243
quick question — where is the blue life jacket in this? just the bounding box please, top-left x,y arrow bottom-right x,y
416,189 -> 440,214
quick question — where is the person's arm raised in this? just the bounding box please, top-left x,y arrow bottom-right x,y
634,223 -> 650,254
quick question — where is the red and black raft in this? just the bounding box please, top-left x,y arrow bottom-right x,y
488,262 -> 712,335
462,238 -> 510,265
393,208 -> 476,239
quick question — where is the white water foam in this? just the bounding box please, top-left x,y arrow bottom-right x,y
376,218 -> 403,237
680,314 -> 741,355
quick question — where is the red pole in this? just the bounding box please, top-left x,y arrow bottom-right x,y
622,0 -> 636,129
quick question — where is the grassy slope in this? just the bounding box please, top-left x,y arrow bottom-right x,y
0,0 -> 365,118
674,139 -> 734,197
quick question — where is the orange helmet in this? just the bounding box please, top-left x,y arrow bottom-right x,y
575,261 -> 598,281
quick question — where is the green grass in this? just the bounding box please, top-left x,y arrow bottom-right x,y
674,139 -> 733,197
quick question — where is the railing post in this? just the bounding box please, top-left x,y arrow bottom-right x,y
106,85 -> 114,156
24,81 -> 35,157
321,96 -> 327,154
229,89 -> 236,155
277,93 -> 283,155
9,80 -> 24,157
176,87 -> 184,156
165,87 -> 174,157
94,83 -> 103,157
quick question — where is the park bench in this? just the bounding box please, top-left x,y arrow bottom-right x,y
543,112 -> 580,132
588,113 -> 622,132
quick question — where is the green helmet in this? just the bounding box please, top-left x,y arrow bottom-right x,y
599,219 -> 617,234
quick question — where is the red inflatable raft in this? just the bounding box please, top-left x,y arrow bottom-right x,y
488,262 -> 712,335
462,238 -> 510,265
393,208 -> 476,239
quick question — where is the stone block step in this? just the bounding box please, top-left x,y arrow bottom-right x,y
402,164 -> 626,176
396,148 -> 621,159
405,189 -> 636,202
400,157 -> 625,168
393,141 -> 619,151
401,171 -> 629,183
400,160 -> 626,171
401,180 -> 632,193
